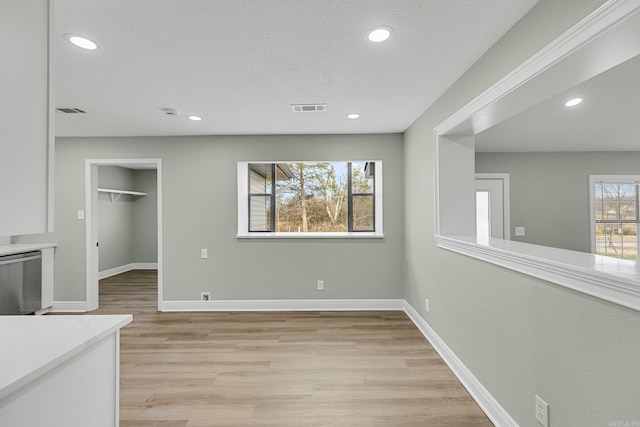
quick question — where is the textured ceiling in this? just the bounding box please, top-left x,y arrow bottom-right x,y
476,54 -> 640,152
53,0 -> 538,137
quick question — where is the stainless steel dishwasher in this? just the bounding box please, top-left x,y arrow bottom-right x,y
0,251 -> 42,315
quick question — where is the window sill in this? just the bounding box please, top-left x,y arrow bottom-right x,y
436,234 -> 640,312
237,232 -> 384,239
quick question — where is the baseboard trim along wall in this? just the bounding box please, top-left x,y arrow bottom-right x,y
402,302 -> 518,427
98,263 -> 158,280
160,299 -> 406,312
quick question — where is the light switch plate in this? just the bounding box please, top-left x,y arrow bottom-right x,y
535,394 -> 549,427
77,210 -> 85,220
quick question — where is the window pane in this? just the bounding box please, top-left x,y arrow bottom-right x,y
594,223 -> 609,256
620,223 -> 638,260
352,195 -> 374,231
352,161 -> 374,194
597,183 -> 637,221
276,162 -> 348,232
594,183 -> 605,221
249,196 -> 271,231
249,163 -> 272,194
595,222 -> 638,260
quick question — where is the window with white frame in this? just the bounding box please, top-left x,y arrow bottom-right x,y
238,161 -> 383,237
590,175 -> 640,261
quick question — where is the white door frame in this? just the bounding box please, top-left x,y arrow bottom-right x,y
475,173 -> 510,240
85,158 -> 163,311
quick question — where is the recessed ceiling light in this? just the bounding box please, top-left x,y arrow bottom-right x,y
347,113 -> 360,119
66,34 -> 98,50
367,26 -> 393,43
188,115 -> 202,121
565,98 -> 583,107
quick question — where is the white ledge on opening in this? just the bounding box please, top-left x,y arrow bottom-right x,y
436,234 -> 640,312
237,232 -> 384,239
98,188 -> 148,202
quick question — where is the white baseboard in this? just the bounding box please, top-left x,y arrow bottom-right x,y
51,301 -> 88,312
98,263 -> 158,280
160,298 -> 405,312
402,301 -> 517,427
132,262 -> 158,270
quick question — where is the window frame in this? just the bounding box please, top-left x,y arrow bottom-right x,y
589,175 -> 640,260
348,162 -> 376,232
237,161 -> 384,238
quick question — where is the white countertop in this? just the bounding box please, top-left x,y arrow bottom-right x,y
0,315 -> 132,400
0,243 -> 57,256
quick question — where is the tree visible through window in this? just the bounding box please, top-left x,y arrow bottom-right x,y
592,176 -> 640,260
248,162 -> 375,233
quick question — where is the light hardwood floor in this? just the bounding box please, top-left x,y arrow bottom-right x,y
92,270 -> 492,426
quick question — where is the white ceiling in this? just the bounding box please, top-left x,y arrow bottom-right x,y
476,53 -> 640,152
53,0 -> 538,137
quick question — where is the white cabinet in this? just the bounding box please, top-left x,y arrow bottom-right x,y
0,315 -> 132,426
0,0 -> 53,236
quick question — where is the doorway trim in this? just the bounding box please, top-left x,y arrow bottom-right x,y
85,158 -> 163,311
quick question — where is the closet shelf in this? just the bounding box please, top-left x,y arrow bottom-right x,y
98,188 -> 147,202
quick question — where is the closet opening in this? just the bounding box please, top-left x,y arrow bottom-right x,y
85,159 -> 163,311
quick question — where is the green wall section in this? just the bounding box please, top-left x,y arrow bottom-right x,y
132,169 -> 158,264
476,151 -> 640,253
18,133 -> 404,302
404,0 -> 640,426
98,166 -> 135,271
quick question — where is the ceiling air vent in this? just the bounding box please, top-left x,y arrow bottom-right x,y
56,107 -> 86,114
290,104 -> 326,113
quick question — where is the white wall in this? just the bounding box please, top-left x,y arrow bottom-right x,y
0,0 -> 52,237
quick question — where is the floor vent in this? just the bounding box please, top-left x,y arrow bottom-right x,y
56,107 -> 86,114
291,104 -> 326,112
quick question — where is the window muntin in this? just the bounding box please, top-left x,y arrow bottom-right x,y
240,161 -> 382,237
591,176 -> 640,261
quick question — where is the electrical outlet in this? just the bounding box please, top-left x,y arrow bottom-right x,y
515,226 -> 526,237
200,292 -> 211,301
425,298 -> 430,312
317,280 -> 324,291
201,249 -> 208,259
535,395 -> 549,427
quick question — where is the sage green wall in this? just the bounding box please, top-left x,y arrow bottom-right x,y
18,134 -> 403,302
405,1 -> 640,426
98,166 -> 135,271
132,169 -> 158,264
476,151 -> 640,253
